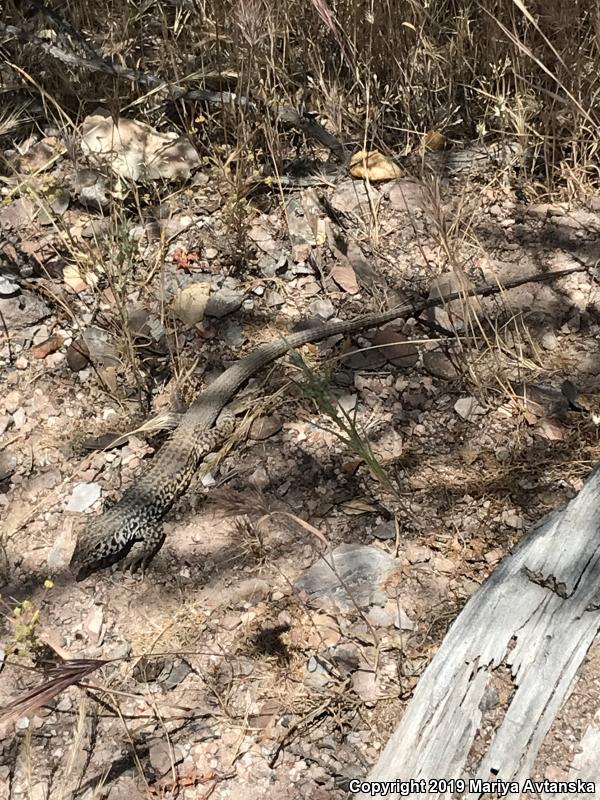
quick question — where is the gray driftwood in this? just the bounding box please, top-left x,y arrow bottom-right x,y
355,462 -> 600,798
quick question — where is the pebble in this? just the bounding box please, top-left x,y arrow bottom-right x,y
66,482 -> 102,512
454,396 -> 486,420
308,298 -> 335,320
12,408 -> 27,429
540,331 -> 558,350
0,276 -> 20,297
3,390 -> 20,414
0,451 -> 17,481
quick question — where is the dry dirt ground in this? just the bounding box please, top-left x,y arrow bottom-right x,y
2,132 -> 600,799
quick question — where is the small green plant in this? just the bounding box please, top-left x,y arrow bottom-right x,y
289,348 -> 403,504
1,580 -> 54,658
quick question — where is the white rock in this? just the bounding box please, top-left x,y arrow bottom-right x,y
66,482 -> 101,512
454,396 -> 485,420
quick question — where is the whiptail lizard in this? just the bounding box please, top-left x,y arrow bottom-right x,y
69,266 -> 588,580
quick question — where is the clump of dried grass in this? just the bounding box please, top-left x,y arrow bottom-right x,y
2,0 -> 599,192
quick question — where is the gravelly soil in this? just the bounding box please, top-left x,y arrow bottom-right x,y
2,136 -> 600,798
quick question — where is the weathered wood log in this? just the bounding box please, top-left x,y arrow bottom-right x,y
354,463 -> 600,799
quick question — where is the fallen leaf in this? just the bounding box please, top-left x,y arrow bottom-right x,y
350,150 -> 402,181
422,130 -> 448,151
81,109 -> 200,182
340,497 -> 378,515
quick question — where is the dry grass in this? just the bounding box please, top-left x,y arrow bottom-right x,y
2,0 -> 599,192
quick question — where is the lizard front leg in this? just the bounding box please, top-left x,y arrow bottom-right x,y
120,523 -> 165,577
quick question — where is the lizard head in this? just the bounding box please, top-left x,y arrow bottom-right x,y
70,510 -> 136,581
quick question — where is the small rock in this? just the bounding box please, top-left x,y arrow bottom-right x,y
31,334 -> 64,359
205,287 -> 244,319
308,613 -> 342,648
502,510 -> 523,529
0,415 -> 12,436
12,408 -> 26,429
365,606 -> 395,627
74,168 -> 110,209
159,658 -> 192,690
82,327 -> 119,366
66,482 -> 102,512
249,222 -> 278,254
63,264 -> 90,291
433,555 -> 456,573
66,338 -> 90,371
249,465 -> 269,489
308,298 -> 335,320
371,327 -> 418,368
38,189 -> 70,223
330,263 -> 359,294
148,738 -> 182,777
221,613 -> 241,631
15,356 -> 28,370
265,289 -> 285,307
0,451 -> 17,481
479,685 -> 500,712
322,647 -> 357,682
249,415 -> 283,441
294,544 -> 398,611
0,276 -> 20,297
454,396 -> 486,420
394,608 -> 415,631
305,656 -> 332,688
172,282 -> 211,326
540,331 -> 558,350
107,641 -> 132,660
85,605 -> 105,643
3,390 -> 21,414
461,577 -> 481,597
221,321 -> 244,347
337,394 -> 358,414
371,520 -> 396,540
404,543 -> 431,564
330,180 -> 380,215
423,350 -> 458,380
388,180 -> 425,212
47,524 -> 76,570
351,670 -> 380,703
484,548 -> 503,565
258,254 -> 279,278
